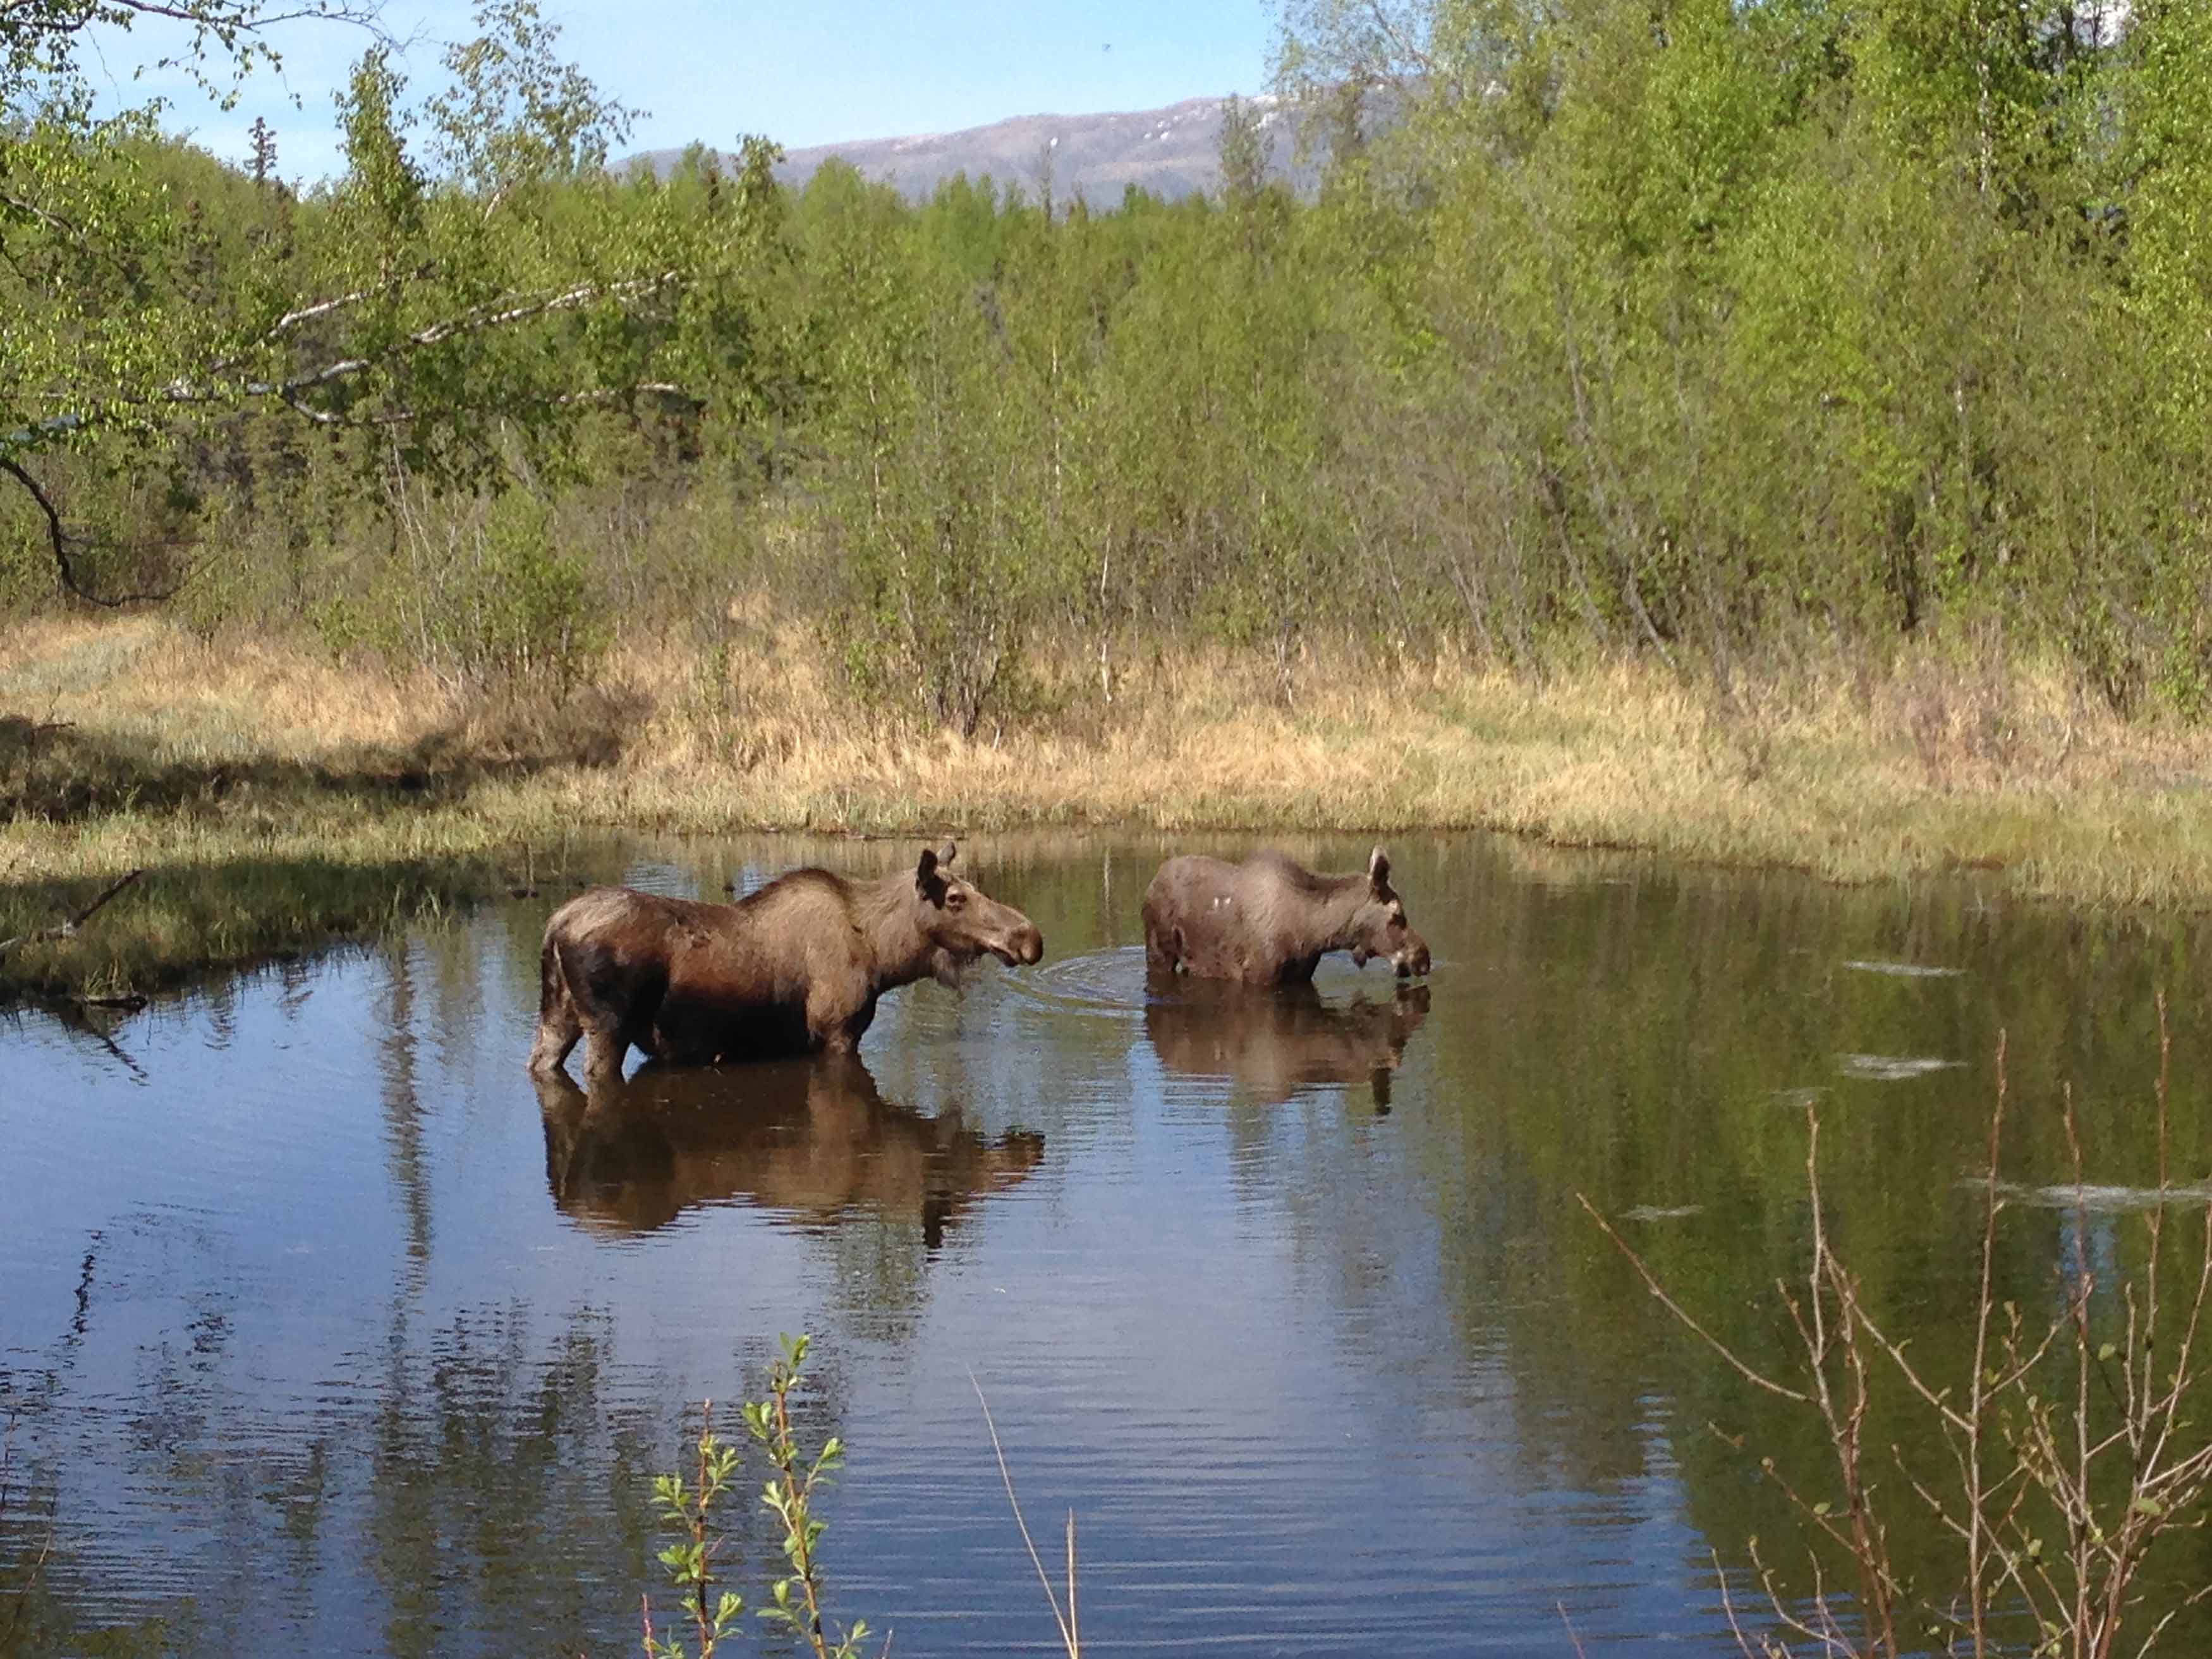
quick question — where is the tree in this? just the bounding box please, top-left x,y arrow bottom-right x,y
1216,94 -> 1273,206
248,115 -> 277,186
0,0 -> 762,605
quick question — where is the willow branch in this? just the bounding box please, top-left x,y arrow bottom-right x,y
1578,1193 -> 1810,1401
160,268 -> 681,418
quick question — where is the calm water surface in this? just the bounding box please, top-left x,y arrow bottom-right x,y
6,832 -> 2212,1655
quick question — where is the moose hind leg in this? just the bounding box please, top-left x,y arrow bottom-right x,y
580,1022 -> 635,1086
528,940 -> 584,1076
528,1008 -> 582,1077
562,937 -> 664,1086
1142,916 -> 1184,974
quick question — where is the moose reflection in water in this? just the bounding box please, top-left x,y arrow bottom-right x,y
533,1054 -> 1045,1244
1144,980 -> 1433,1110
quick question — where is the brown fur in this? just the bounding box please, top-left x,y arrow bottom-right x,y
529,841 -> 1043,1081
1140,846 -> 1432,985
533,1054 -> 1045,1243
1145,981 -> 1431,1110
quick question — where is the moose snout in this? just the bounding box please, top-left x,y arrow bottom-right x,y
1010,923 -> 1045,966
1395,940 -> 1433,978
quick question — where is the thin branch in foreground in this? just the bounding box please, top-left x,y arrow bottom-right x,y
968,1371 -> 1080,1659
1559,1600 -> 1591,1658
1589,1028 -> 2212,1659
1576,1192 -> 1809,1402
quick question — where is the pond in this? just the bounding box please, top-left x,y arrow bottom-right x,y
5,832 -> 2211,1656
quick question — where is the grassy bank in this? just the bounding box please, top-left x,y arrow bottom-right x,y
7,614 -> 2212,995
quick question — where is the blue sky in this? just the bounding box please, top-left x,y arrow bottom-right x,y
94,0 -> 1277,183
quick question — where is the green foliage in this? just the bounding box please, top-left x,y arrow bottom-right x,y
828,261 -> 1033,735
0,0 -> 774,604
644,1335 -> 873,1659
646,1411 -> 747,1659
9,0 -> 2212,727
435,490 -> 607,687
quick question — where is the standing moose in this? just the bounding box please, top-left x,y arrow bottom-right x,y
1141,846 -> 1432,986
530,841 -> 1043,1082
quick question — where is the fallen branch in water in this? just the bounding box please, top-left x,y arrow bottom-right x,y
0,869 -> 145,960
76,992 -> 150,1012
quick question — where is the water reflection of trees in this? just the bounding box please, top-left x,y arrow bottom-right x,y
952,834 -> 2212,1629
368,1306 -> 669,1657
1313,853 -> 2212,1629
18,836 -> 2212,1651
5,928 -> 881,1658
3,1262 -> 851,1658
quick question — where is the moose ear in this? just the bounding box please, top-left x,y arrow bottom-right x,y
1368,846 -> 1392,892
939,839 -> 959,868
916,846 -> 942,896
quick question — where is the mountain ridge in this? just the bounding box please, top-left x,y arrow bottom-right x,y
625,93 -> 1318,206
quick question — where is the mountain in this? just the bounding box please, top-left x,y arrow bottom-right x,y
626,94 -> 1319,207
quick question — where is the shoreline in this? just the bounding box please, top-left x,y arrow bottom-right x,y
7,616 -> 2212,997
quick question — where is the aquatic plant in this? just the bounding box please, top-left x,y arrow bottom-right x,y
645,1337 -> 1088,1659
1584,998 -> 2212,1657
973,1372 -> 1083,1659
644,1335 -> 873,1659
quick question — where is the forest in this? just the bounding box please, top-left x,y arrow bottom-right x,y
6,0 -> 2208,727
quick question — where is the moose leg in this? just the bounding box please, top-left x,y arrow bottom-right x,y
528,938 -> 585,1077
806,982 -> 872,1056
528,1011 -> 582,1077
580,1022 -> 634,1087
555,935 -> 662,1085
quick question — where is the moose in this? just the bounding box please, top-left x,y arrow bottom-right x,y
1141,846 -> 1432,986
533,1054 -> 1045,1245
1145,980 -> 1432,1111
529,841 -> 1044,1082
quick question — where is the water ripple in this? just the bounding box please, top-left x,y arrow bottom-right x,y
1002,945 -> 1152,1019
1844,959 -> 1966,980
1838,1053 -> 1964,1081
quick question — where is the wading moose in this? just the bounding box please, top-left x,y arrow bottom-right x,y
529,841 -> 1044,1082
1141,847 -> 1431,986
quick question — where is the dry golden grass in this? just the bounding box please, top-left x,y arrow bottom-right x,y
6,612 -> 2212,994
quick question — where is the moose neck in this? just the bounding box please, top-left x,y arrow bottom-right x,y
853,871 -> 939,992
1299,873 -> 1373,957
